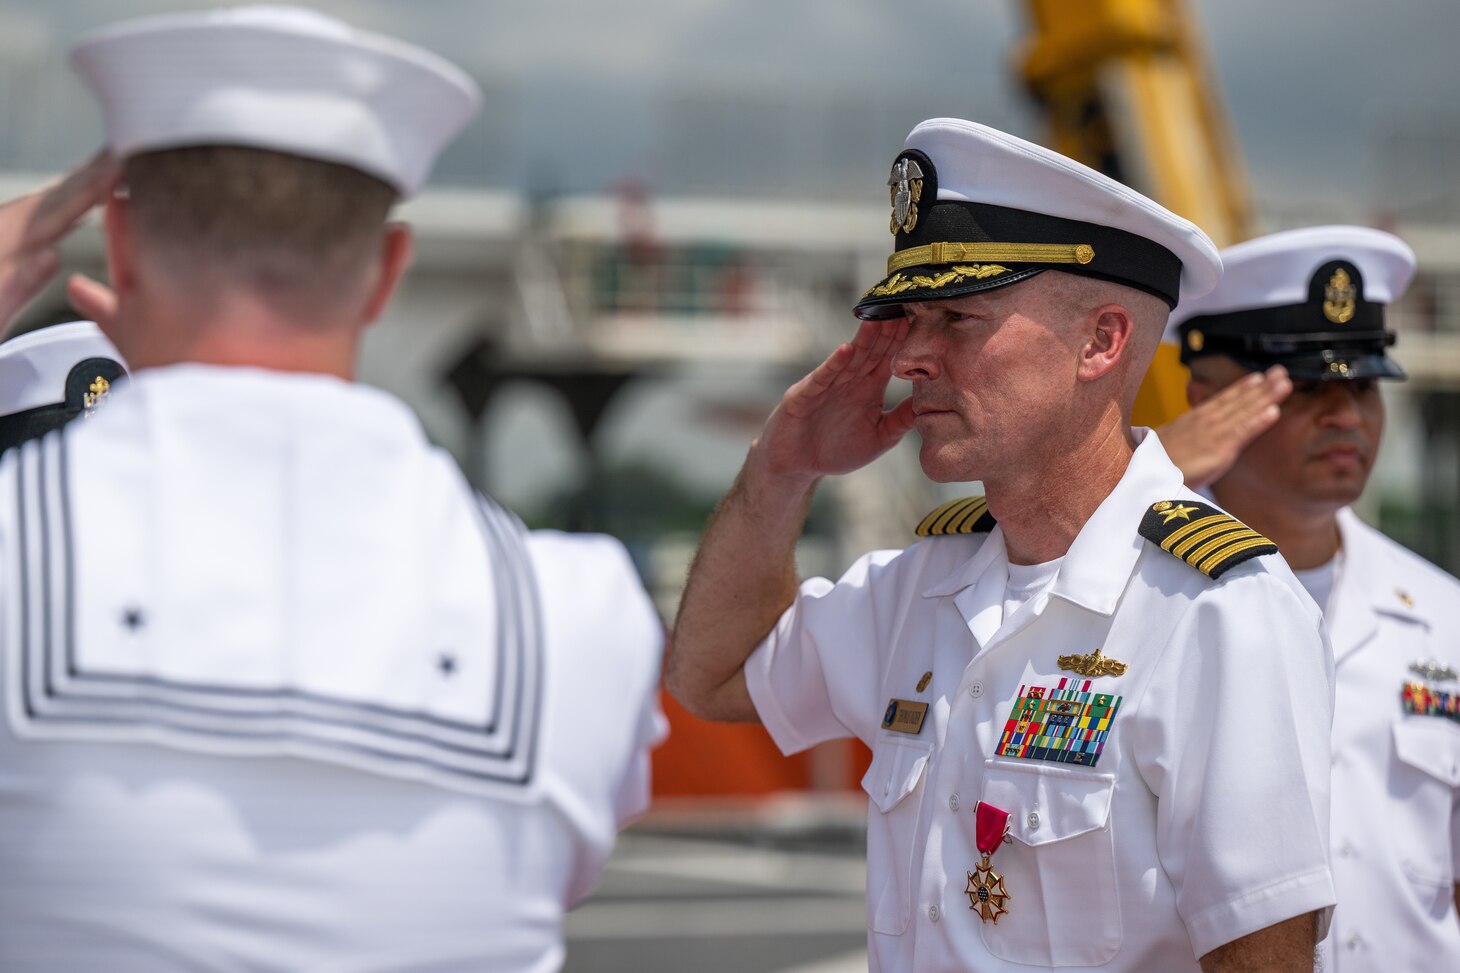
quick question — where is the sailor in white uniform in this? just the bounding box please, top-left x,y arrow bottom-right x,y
1170,225 -> 1460,973
669,118 -> 1337,972
0,9 -> 665,972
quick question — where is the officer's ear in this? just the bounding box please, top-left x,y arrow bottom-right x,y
1075,305 -> 1136,383
361,223 -> 414,326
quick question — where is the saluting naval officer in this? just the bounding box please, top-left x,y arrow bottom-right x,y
668,117 -> 1337,972
1167,225 -> 1460,972
0,8 -> 664,972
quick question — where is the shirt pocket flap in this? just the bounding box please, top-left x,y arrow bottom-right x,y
982,760 -> 1115,847
861,738 -> 933,813
1393,717 -> 1460,787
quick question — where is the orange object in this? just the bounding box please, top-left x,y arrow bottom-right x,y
1133,340 -> 1192,428
653,691 -> 870,796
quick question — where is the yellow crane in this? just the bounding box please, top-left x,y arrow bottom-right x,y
1017,0 -> 1255,425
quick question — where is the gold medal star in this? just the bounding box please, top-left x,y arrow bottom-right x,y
965,855 -> 1011,923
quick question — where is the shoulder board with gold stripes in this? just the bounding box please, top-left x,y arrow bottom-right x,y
1139,500 -> 1278,580
915,496 -> 997,537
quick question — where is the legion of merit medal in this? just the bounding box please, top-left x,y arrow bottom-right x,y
965,801 -> 1011,922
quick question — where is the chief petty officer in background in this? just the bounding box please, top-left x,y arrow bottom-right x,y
0,8 -> 664,972
1168,225 -> 1460,973
669,116 -> 1336,972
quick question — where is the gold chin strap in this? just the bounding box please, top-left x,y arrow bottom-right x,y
887,242 -> 1094,276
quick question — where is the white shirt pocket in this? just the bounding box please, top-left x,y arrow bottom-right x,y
978,759 -> 1121,967
1391,717 -> 1460,890
860,737 -> 933,935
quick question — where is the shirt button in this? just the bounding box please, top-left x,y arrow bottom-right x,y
1027,811 -> 1040,830
969,682 -> 984,699
1346,933 -> 1364,952
949,793 -> 960,812
1339,840 -> 1356,859
928,905 -> 940,922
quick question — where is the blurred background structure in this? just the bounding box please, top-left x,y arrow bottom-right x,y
2,1 -> 1458,969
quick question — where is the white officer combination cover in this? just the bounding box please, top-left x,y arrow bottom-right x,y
0,366 -> 665,972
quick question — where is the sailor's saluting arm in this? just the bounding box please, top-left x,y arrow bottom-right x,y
666,316 -> 914,722
0,152 -> 118,333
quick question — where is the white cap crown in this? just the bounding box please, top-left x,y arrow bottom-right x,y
70,5 -> 482,197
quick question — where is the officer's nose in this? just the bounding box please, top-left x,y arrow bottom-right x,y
892,317 -> 940,381
1316,382 -> 1364,428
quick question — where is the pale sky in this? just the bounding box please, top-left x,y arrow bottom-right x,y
3,0 -> 1456,217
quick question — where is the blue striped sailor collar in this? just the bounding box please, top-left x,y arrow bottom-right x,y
921,428 -> 1184,614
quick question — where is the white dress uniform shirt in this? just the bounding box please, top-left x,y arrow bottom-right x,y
746,430 -> 1336,972
0,365 -> 666,973
1316,508 -> 1460,971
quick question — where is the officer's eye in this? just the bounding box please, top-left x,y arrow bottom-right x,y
1292,381 -> 1325,397
1353,379 -> 1377,395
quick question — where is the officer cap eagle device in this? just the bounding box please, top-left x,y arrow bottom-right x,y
856,118 -> 1222,319
1169,225 -> 1415,382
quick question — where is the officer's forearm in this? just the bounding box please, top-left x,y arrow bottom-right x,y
1197,912 -> 1317,973
666,445 -> 819,722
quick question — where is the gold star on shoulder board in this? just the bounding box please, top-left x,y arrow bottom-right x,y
1153,502 -> 1198,524
966,859 -> 1011,923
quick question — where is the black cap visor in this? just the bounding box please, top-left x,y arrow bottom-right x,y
0,403 -> 75,453
1232,348 -> 1405,383
1183,327 -> 1405,382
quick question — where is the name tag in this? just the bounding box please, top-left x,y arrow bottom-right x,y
882,698 -> 929,735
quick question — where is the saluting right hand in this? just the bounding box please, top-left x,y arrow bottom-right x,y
751,316 -> 917,484
1158,365 -> 1292,489
0,152 -> 118,332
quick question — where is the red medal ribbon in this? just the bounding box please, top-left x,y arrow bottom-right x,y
975,800 -> 1010,856
968,801 -> 1014,921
